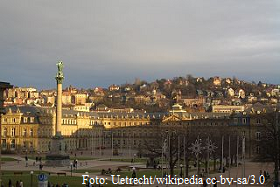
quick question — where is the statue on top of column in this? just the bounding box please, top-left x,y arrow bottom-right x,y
56,61 -> 64,78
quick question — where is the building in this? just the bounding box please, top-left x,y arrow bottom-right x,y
0,104 -> 273,160
74,93 -> 87,105
211,105 -> 245,113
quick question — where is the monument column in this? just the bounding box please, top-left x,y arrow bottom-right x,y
46,61 -> 69,166
55,61 -> 64,136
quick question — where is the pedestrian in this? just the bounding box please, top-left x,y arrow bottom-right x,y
20,180 -> 23,187
203,179 -> 207,187
8,179 -> 12,187
213,177 -> 217,187
16,181 -> 20,187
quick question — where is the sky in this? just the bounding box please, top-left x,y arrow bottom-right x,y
0,0 -> 280,89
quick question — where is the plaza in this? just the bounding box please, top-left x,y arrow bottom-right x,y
0,149 -> 275,186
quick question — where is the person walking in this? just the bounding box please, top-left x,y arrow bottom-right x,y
8,179 -> 12,187
213,177 -> 218,187
19,180 -> 23,187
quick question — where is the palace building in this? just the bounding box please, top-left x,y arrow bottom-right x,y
0,104 -> 272,159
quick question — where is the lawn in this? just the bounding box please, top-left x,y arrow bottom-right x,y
99,158 -> 147,163
24,156 -> 99,161
1,157 -> 18,162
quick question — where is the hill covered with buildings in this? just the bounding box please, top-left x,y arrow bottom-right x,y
4,75 -> 280,113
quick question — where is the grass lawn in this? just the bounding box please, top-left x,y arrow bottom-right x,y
1,157 -> 19,162
100,158 -> 147,163
1,171 -> 117,187
25,156 -> 99,161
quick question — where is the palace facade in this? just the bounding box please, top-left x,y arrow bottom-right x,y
0,104 -> 272,159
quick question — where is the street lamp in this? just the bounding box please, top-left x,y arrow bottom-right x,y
132,167 -> 136,179
180,164 -> 183,178
30,171 -> 34,187
85,172 -> 89,186
205,137 -> 217,177
133,153 -> 136,162
70,162 -> 73,176
189,138 -> 202,176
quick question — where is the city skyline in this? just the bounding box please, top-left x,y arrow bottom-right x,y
1,1 -> 279,89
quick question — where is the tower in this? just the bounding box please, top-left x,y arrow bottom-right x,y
46,61 -> 70,166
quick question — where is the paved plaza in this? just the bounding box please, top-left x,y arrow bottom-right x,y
0,150 -> 275,186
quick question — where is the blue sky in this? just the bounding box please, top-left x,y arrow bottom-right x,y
1,1 -> 280,89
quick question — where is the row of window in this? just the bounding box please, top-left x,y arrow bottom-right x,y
104,121 -> 149,126
1,139 -> 33,149
2,128 -> 34,137
62,119 -> 77,125
2,117 -> 35,123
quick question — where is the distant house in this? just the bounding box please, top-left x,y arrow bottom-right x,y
72,104 -> 90,112
74,93 -> 87,105
225,78 -> 232,84
237,89 -> 246,99
196,77 -> 203,83
227,88 -> 235,97
177,94 -> 205,107
109,84 -> 120,91
212,105 -> 245,113
95,104 -> 109,112
213,76 -> 221,86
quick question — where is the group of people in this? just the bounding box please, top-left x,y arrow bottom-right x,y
260,170 -> 270,181
4,179 -> 23,187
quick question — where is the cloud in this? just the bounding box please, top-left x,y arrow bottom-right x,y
0,0 -> 279,89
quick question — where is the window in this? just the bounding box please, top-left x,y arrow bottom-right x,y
11,139 -> 16,149
256,118 -> 261,124
2,139 -> 7,149
242,118 -> 247,124
256,132 -> 261,141
23,141 -> 27,148
23,129 -> 27,137
3,128 -> 7,137
11,128 -> 16,137
23,117 -> 28,123
30,129 -> 34,137
256,145 -> 260,154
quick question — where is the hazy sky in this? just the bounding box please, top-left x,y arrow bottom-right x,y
1,1 -> 280,89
